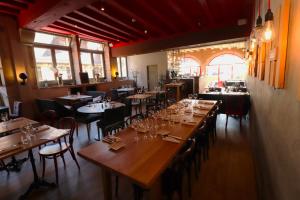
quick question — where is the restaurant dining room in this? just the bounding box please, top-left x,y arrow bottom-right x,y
0,0 -> 299,199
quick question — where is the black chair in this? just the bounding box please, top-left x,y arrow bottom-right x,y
39,117 -> 80,184
10,101 -> 22,119
36,99 -> 73,119
0,160 -> 9,174
121,98 -> 132,121
96,106 -> 125,140
73,101 -> 102,140
162,139 -> 196,200
110,89 -> 119,101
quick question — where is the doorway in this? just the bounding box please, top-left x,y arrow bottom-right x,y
147,65 -> 158,91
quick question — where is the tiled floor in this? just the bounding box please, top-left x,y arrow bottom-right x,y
0,114 -> 257,200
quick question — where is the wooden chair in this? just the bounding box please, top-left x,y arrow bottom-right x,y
162,139 -> 196,200
9,101 -> 22,119
39,117 -> 80,184
0,160 -> 9,174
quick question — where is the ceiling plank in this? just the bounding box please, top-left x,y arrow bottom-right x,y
0,1 -> 27,10
103,0 -> 167,36
196,0 -> 215,25
73,9 -> 140,40
0,5 -> 20,15
134,0 -> 178,33
47,24 -> 106,42
166,0 -> 198,30
19,0 -> 98,29
53,21 -> 120,42
60,16 -> 130,42
86,5 -> 146,38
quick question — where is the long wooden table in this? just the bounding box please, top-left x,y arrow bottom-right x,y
0,117 -> 38,137
0,119 -> 70,198
78,99 -> 216,200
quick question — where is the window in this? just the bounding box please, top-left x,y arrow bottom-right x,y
80,40 -> 105,79
206,54 -> 247,82
33,32 -> 73,85
117,57 -> 127,77
178,57 -> 200,76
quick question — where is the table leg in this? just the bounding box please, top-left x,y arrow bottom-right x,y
176,86 -> 180,102
19,149 -> 56,199
101,168 -> 112,200
139,99 -> 142,114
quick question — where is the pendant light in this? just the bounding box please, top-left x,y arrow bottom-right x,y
264,0 -> 275,42
250,0 -> 263,51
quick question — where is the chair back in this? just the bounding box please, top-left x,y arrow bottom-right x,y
12,101 -> 22,116
103,106 -> 125,126
122,98 -> 132,118
41,110 -> 58,127
173,139 -> 196,171
110,89 -> 119,101
224,95 -> 247,116
58,117 -> 76,145
36,99 -> 57,113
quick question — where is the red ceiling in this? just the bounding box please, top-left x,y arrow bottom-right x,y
0,0 -> 255,46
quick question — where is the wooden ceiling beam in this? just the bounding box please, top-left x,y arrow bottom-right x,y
86,5 -> 146,38
103,0 -> 167,36
19,0 -> 98,29
134,0 -> 178,33
0,1 -> 28,10
0,5 -> 19,15
196,0 -> 215,25
60,16 -> 129,42
47,24 -> 106,42
166,0 -> 198,30
71,10 -> 139,40
53,21 -> 120,42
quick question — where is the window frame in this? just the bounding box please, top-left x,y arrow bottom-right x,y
79,40 -> 106,79
33,42 -> 75,86
116,57 -> 128,78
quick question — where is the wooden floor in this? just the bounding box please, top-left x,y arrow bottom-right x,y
0,114 -> 257,200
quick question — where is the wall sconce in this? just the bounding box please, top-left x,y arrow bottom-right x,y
114,71 -> 119,79
19,72 -> 28,85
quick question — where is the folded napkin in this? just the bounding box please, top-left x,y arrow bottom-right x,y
181,120 -> 197,126
35,125 -> 50,133
156,130 -> 170,136
184,109 -> 192,113
109,141 -> 125,151
136,128 -> 148,133
162,136 -> 180,144
193,112 -> 206,117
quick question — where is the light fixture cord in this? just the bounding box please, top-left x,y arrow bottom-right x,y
258,0 -> 261,15
268,0 -> 271,9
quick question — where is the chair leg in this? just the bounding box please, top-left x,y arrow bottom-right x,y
187,167 -> 192,197
115,176 -> 119,197
53,157 -> 59,185
225,115 -> 229,129
86,123 -> 91,140
69,147 -> 80,170
76,122 -> 79,137
42,157 -> 46,178
240,116 -> 242,127
61,153 -> 66,168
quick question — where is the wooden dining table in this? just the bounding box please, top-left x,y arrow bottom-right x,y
127,94 -> 153,114
0,117 -> 39,137
0,119 -> 70,199
78,99 -> 217,200
77,102 -> 125,114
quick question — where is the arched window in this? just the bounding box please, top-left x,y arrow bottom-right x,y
178,57 -> 200,76
206,54 -> 247,82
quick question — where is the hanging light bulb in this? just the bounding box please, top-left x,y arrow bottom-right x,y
254,0 -> 263,43
264,0 -> 275,42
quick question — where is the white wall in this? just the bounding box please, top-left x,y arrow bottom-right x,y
248,0 -> 300,199
127,51 -> 168,88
